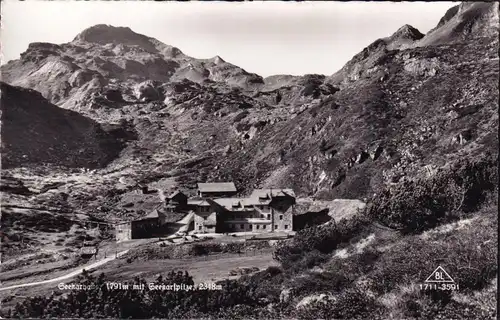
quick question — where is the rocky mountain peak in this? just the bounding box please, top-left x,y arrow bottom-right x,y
391,24 -> 424,41
211,55 -> 226,65
435,4 -> 460,29
73,24 -> 138,43
72,24 -> 165,54
416,2 -> 499,47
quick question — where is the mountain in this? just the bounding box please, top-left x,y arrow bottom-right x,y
416,2 -> 499,47
1,24 -> 264,115
328,24 -> 425,84
0,3 -> 498,318
0,81 -> 127,169
329,2 -> 499,85
0,2 -> 497,217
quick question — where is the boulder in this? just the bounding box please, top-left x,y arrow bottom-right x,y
104,88 -> 124,102
453,129 -> 473,145
368,145 -> 384,161
356,151 -> 370,164
134,81 -> 162,102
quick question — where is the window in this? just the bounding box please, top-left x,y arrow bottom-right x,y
256,225 -> 260,230
198,226 -> 202,230
274,225 -> 278,229
284,225 -> 288,229
250,225 -> 253,230
279,215 -> 283,220
261,214 -> 265,218
263,225 -> 266,229
267,214 -> 271,219
240,224 -> 244,229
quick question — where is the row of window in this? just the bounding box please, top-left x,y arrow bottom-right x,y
227,224 -> 289,230
199,206 -> 210,213
199,204 -> 288,214
226,214 -> 285,220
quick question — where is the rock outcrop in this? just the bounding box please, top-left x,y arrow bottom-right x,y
0,2 -> 497,203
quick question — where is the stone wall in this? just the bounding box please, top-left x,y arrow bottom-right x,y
271,201 -> 294,232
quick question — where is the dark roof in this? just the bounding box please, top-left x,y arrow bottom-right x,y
250,188 -> 296,199
168,190 -> 187,199
197,182 -> 237,193
213,198 -> 254,210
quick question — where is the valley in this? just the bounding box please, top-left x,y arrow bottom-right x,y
0,2 -> 498,319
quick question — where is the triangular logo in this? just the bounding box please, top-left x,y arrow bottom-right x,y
425,266 -> 455,283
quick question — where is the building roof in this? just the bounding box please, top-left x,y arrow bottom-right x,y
213,198 -> 255,211
198,200 -> 211,206
168,190 -> 187,199
143,209 -> 161,219
250,188 -> 296,199
140,207 -> 187,223
197,182 -> 237,193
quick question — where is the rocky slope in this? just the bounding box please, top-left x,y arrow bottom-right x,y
0,2 -> 498,220
416,2 -> 499,47
0,82 -> 127,169
1,24 -> 264,116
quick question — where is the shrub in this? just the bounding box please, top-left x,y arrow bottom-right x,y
292,271 -> 352,297
325,246 -> 381,278
295,286 -> 384,320
10,270 -> 266,319
274,214 -> 371,271
415,299 -> 494,320
369,210 -> 497,295
367,154 -> 498,234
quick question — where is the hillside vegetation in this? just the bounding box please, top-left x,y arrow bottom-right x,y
5,153 -> 498,319
0,2 -> 498,319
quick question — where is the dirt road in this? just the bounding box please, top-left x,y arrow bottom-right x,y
0,250 -> 129,292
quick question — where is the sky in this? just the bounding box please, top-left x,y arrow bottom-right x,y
1,1 -> 457,77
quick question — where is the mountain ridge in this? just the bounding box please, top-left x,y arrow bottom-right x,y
0,1 -> 497,212
0,3 -> 498,318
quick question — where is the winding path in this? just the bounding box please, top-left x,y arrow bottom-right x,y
0,250 -> 129,292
